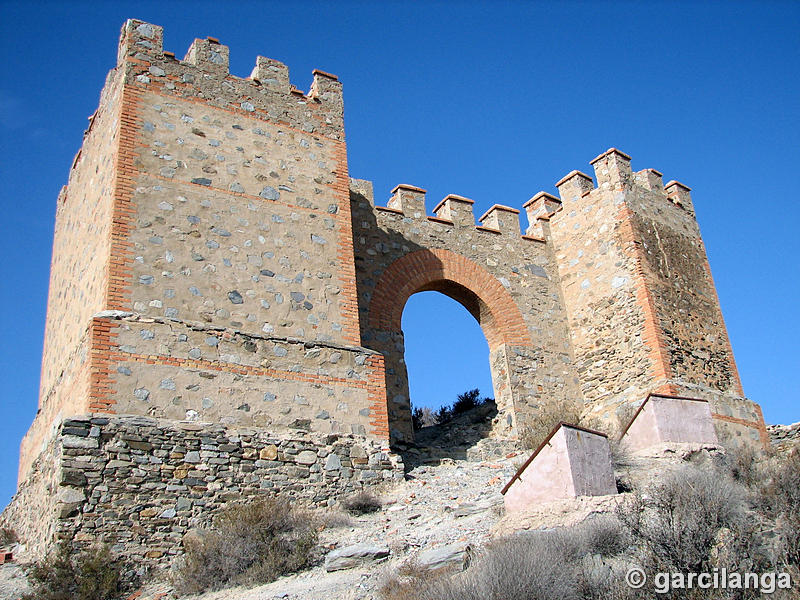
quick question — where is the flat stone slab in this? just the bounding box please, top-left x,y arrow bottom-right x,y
417,541 -> 470,570
324,543 -> 390,572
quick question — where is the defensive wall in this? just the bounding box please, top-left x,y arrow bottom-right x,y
3,19 -> 768,565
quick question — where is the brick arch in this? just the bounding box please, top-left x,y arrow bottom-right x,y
368,248 -> 532,349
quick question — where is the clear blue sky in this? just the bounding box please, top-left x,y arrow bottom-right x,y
1,1 -> 798,507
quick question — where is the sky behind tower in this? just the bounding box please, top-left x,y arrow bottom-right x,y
0,0 -> 798,508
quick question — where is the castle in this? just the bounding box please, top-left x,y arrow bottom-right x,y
2,19 -> 767,564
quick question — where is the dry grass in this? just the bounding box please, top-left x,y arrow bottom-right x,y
381,516 -> 635,600
342,490 -> 382,515
173,496 -> 317,594
381,453 -> 800,600
23,543 -> 127,600
518,398 -> 582,451
315,507 -> 354,529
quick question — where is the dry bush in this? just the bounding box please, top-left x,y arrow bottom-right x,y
412,405 -> 436,430
519,398 -> 582,450
724,442 -> 767,488
173,496 -> 317,594
617,464 -> 752,574
380,516 -> 633,600
342,490 -> 382,515
381,454 -> 797,600
316,508 -> 353,529
758,448 -> 800,565
23,543 -> 127,600
0,527 -> 17,547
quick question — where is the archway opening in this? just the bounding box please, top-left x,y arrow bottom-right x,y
401,291 -> 498,459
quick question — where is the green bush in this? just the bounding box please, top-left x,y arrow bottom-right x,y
173,497 -> 317,593
23,543 -> 127,600
413,389 -> 492,430
452,388 -> 482,415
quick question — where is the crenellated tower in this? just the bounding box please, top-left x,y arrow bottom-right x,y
538,148 -> 767,446
5,18 -> 768,567
21,19 -> 387,482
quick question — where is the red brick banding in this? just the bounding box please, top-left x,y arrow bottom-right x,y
368,248 -> 532,350
330,139 -> 363,346
106,85 -> 142,312
88,318 -> 120,412
711,412 -> 770,448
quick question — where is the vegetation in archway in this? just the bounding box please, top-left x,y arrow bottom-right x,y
412,388 -> 494,431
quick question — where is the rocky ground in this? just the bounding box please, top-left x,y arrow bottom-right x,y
0,562 -> 29,600
2,410 -> 797,600
154,407 -> 523,600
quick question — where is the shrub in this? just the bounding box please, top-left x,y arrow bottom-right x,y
412,405 -> 436,430
724,442 -> 766,488
380,517 -> 632,600
23,543 -> 127,600
616,464 -> 751,574
316,508 -> 353,529
0,527 -> 17,547
434,404 -> 453,425
758,448 -> 800,564
342,490 -> 382,515
519,397 -> 582,450
173,497 -> 317,593
452,389 -> 482,415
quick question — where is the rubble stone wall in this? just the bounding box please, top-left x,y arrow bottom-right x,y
3,416 -> 403,566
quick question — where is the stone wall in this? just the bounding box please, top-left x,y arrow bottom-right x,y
350,180 -> 581,442
542,149 -> 766,447
2,416 -> 402,567
768,422 -> 800,455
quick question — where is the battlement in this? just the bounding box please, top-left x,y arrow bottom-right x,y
553,148 -> 696,216
116,19 -> 344,138
367,183 -> 551,240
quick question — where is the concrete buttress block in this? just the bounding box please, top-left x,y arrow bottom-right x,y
620,394 -> 718,453
501,423 -> 616,513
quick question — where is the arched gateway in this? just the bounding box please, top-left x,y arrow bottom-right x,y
350,181 -> 582,444
366,248 -> 533,441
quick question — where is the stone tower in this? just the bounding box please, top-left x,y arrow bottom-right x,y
4,19 -> 767,563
